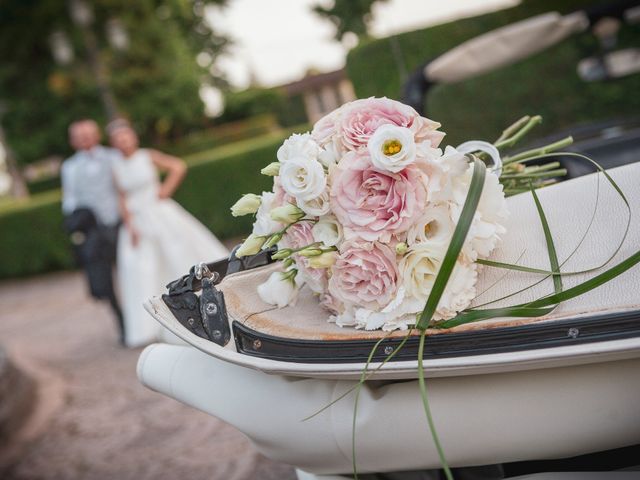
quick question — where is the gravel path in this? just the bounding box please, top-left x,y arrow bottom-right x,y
0,270 -> 297,480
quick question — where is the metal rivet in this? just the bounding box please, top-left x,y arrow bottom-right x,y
253,339 -> 262,350
187,317 -> 195,326
568,327 -> 580,339
384,346 -> 394,355
205,302 -> 218,315
212,329 -> 222,339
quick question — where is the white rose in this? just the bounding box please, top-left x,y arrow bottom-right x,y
280,156 -> 327,201
312,215 -> 343,247
298,189 -> 330,216
406,204 -> 455,246
257,271 -> 299,308
277,133 -> 320,163
399,242 -> 447,302
367,124 -> 416,173
253,191 -> 281,236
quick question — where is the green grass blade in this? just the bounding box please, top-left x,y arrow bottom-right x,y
417,157 -> 486,329
530,183 -> 562,294
437,249 -> 640,329
485,154 -> 629,277
417,330 -> 453,480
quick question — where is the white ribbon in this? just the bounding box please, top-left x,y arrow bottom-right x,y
456,140 -> 502,177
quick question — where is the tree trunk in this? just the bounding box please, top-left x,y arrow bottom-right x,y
0,123 -> 29,199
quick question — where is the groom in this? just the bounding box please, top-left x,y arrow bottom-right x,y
61,119 -> 125,344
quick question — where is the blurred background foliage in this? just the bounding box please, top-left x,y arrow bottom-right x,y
347,0 -> 640,144
1,0 -> 639,279
0,0 -> 228,165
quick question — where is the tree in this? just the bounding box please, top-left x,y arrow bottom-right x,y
313,0 -> 388,42
0,0 -> 229,166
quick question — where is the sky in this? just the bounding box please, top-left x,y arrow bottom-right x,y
202,0 -> 518,114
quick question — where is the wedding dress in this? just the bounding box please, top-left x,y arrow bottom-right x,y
113,149 -> 228,347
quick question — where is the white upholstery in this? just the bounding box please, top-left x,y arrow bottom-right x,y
138,343 -> 640,475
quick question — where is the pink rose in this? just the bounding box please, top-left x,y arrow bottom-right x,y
411,115 -> 445,148
311,108 -> 341,145
281,222 -> 327,293
329,150 -> 428,242
320,292 -> 343,315
338,97 -> 442,151
328,240 -> 398,310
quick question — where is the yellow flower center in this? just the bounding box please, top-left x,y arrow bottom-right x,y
382,139 -> 402,156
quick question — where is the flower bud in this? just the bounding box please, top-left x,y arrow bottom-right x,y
280,268 -> 298,282
235,233 -> 266,257
270,204 -> 305,224
395,242 -> 409,255
308,251 -> 336,269
260,162 -> 281,176
271,248 -> 293,260
263,232 -> 284,249
230,193 -> 261,217
298,247 -> 323,257
282,257 -> 295,269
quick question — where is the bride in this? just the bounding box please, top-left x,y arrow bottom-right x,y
108,119 -> 228,348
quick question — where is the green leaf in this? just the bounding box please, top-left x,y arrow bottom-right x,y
418,331 -> 453,480
530,182 -> 562,296
417,157 -> 486,329
482,153 -> 631,277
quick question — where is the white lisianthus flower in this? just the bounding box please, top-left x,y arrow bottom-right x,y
253,191 -> 281,236
434,260 -> 478,321
230,193 -> 261,217
236,233 -> 266,258
312,216 -> 343,247
428,146 -> 470,204
406,204 -> 455,246
398,242 -> 447,302
451,166 -> 509,259
367,124 -> 417,173
257,271 -> 299,308
298,189 -> 330,216
277,133 -> 320,163
318,141 -> 340,168
280,156 -> 327,201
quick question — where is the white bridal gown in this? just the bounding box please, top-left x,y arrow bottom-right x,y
113,149 -> 229,348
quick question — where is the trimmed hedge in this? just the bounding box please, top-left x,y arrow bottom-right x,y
0,129 -> 303,279
346,0 -> 640,143
162,114 -> 281,157
0,191 -> 72,278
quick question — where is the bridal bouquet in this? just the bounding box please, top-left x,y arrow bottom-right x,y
231,97 -> 514,330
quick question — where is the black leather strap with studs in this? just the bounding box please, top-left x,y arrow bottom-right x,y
161,246 -> 275,346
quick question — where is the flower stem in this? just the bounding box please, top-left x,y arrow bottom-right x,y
503,137 -> 573,165
494,115 -> 542,150
494,115 -> 531,144
500,169 -> 567,180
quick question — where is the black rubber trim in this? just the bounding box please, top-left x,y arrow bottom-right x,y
232,310 -> 640,363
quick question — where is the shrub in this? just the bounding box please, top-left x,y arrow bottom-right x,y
0,191 -> 73,278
